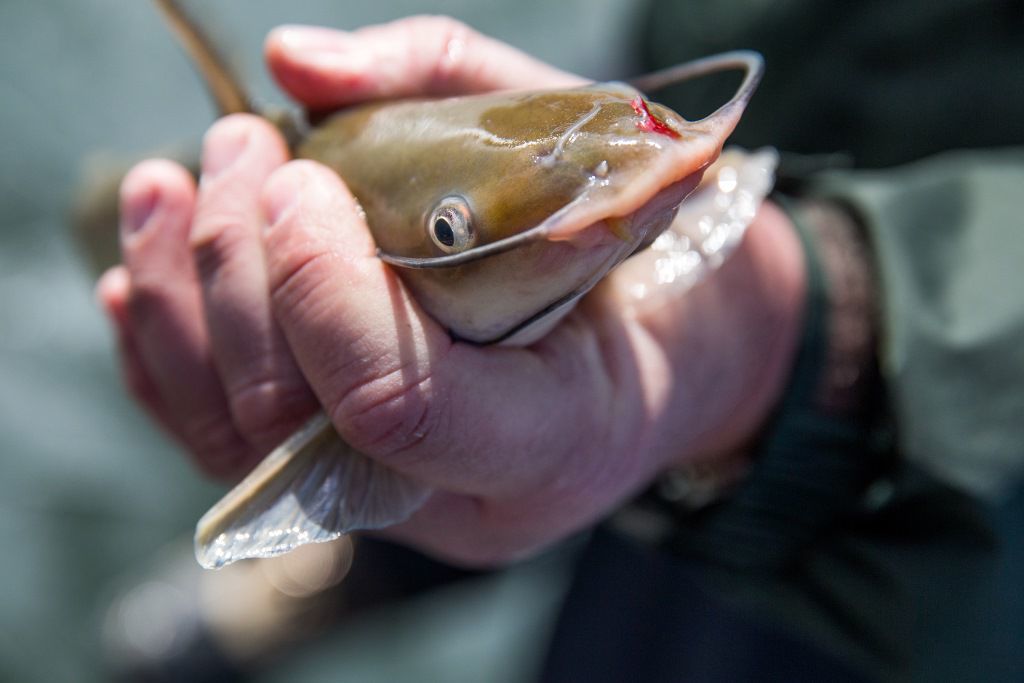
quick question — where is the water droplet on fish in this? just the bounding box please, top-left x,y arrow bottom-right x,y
717,166 -> 738,193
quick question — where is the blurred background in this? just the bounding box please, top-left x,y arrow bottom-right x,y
1,1 -> 1022,682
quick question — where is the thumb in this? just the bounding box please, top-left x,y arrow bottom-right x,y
260,160 -> 449,463
264,16 -> 586,111
259,161 -> 617,500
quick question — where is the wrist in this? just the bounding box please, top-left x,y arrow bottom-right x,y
709,199 -> 809,452
648,199 -> 807,469
649,193 -> 882,522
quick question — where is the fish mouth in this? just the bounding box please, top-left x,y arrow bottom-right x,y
449,176 -> 700,346
377,172 -> 703,270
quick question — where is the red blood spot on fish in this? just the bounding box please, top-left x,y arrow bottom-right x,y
631,96 -> 679,138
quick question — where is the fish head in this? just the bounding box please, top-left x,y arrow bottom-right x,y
300,81 -> 747,344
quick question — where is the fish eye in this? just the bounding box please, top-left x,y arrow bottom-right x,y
428,196 -> 475,254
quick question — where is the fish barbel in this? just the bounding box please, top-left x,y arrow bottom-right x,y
151,0 -> 764,568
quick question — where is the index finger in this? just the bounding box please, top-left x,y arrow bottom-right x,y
258,161 -> 634,500
265,15 -> 587,111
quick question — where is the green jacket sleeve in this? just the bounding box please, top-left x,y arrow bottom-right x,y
811,147 -> 1024,499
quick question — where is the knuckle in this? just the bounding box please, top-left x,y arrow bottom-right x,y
268,247 -> 338,317
228,373 -> 316,447
402,15 -> 478,90
125,280 -> 177,332
330,366 -> 447,463
181,410 -> 252,477
189,210 -> 249,282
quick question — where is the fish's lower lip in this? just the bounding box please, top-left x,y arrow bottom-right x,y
473,173 -> 704,344
642,172 -> 704,219
613,171 -> 703,243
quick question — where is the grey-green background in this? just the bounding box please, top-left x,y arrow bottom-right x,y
0,2 -> 639,681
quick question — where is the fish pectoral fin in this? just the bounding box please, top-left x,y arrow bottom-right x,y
194,412 -> 432,569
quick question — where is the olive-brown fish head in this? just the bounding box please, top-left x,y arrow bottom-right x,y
301,81 -> 746,344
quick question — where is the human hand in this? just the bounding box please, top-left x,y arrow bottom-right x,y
97,16 -> 805,566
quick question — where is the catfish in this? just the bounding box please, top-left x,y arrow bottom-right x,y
151,0 -> 764,568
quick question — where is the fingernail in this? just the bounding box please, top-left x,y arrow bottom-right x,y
202,121 -> 251,180
95,266 -> 128,313
121,183 -> 160,235
274,25 -> 349,52
272,25 -> 370,71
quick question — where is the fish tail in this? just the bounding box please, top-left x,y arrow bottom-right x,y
194,412 -> 433,569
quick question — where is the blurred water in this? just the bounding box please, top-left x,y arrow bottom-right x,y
0,1 -> 639,681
